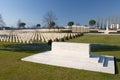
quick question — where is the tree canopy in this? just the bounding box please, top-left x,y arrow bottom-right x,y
67,21 -> 74,26
89,20 -> 96,26
36,24 -> 41,28
18,22 -> 26,29
67,21 -> 74,28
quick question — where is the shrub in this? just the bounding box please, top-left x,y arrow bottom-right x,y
77,33 -> 81,37
48,39 -> 52,46
55,38 -> 59,42
60,38 -> 65,42
75,34 -> 78,37
73,35 -> 76,38
65,36 -> 69,40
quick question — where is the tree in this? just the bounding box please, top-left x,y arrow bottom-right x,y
89,20 -> 96,26
67,21 -> 74,28
50,21 -> 55,28
18,22 -> 26,29
17,20 -> 26,29
36,24 -> 41,28
43,11 -> 57,29
0,14 -> 6,27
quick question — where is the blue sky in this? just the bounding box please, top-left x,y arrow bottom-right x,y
0,0 -> 120,27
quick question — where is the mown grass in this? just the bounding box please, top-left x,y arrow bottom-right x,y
67,34 -> 120,45
0,50 -> 120,80
0,34 -> 120,80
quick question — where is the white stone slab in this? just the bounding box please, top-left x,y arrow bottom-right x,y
52,42 -> 90,58
21,42 -> 115,74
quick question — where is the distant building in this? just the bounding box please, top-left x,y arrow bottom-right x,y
109,24 -> 120,30
72,25 -> 90,33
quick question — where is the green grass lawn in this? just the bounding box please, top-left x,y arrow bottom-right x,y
67,34 -> 120,45
0,34 -> 120,80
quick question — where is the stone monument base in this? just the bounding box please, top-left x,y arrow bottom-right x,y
21,42 -> 115,74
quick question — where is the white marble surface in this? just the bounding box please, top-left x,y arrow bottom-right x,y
21,42 -> 115,74
52,42 -> 90,58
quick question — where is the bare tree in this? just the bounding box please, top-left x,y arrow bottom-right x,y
0,14 -> 6,27
43,11 -> 57,29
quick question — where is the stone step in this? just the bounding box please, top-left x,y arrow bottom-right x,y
103,57 -> 108,67
98,56 -> 104,63
89,54 -> 100,62
103,57 -> 114,67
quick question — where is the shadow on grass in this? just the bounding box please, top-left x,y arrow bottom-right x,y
115,58 -> 120,74
91,44 -> 120,52
116,58 -> 120,62
0,43 -> 51,53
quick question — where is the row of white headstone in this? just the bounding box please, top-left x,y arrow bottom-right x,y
0,30 -> 81,43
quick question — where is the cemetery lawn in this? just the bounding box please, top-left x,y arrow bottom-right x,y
0,34 -> 120,80
67,34 -> 120,45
